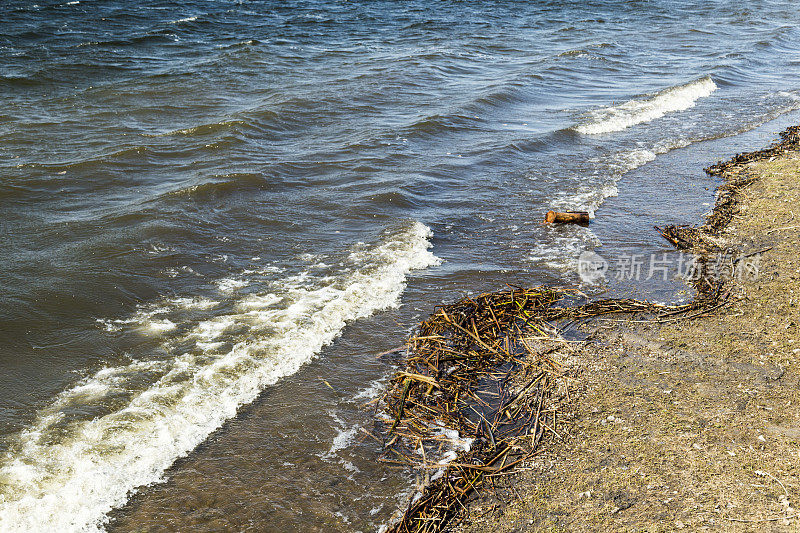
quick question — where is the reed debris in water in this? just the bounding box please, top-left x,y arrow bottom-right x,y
380,288 -> 716,532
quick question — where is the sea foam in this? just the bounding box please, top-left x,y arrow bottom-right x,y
0,221 -> 440,533
575,77 -> 717,135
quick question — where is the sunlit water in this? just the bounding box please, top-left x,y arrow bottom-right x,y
1,1 -> 800,531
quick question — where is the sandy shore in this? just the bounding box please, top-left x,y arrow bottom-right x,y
450,133 -> 800,532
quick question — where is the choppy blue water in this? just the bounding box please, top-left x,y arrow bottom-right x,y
1,1 -> 800,530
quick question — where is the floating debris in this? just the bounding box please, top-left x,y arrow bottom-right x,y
544,210 -> 590,225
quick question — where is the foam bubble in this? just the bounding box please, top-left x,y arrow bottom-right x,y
575,76 -> 717,135
431,426 -> 473,453
353,378 -> 387,401
146,318 -> 176,333
779,90 -> 800,102
96,305 -> 175,334
167,297 -> 218,310
323,411 -> 360,459
216,277 -> 248,292
551,183 -> 619,219
170,15 -> 198,24
0,221 -> 440,533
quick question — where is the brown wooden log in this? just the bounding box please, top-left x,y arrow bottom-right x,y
544,210 -> 590,225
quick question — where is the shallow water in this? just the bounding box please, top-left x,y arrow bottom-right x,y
1,1 -> 800,531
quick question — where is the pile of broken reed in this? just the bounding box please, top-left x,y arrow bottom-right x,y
655,125 -> 800,252
660,125 -> 800,249
656,124 -> 800,297
380,288 -> 711,533
659,124 -> 800,250
704,124 -> 800,176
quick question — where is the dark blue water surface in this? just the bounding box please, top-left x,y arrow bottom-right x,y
1,1 -> 800,531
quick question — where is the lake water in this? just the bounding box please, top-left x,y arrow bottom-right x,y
1,1 -> 800,531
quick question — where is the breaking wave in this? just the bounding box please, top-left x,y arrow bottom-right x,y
575,77 -> 718,135
0,221 -> 440,533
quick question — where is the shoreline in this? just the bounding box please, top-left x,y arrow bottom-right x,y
383,126 -> 800,532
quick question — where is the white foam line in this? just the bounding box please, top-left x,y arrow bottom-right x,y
0,221 -> 440,533
95,297 -> 221,334
553,138 -> 692,218
322,411 -> 360,459
380,424 -> 474,531
353,378 -> 387,401
170,15 -> 198,24
551,182 -> 620,220
576,76 -> 717,135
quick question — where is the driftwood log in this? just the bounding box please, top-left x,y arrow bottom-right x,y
544,210 -> 590,225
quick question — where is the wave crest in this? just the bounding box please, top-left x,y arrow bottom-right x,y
575,76 -> 717,135
0,222 -> 440,532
